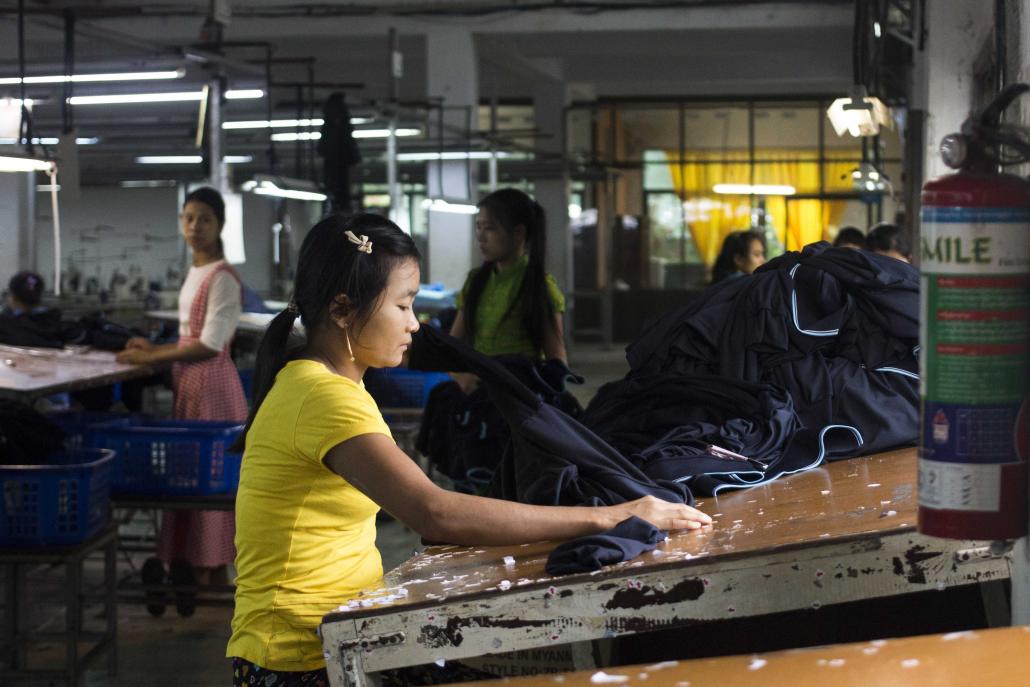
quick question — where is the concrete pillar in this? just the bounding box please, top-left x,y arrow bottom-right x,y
0,172 -> 35,285
917,0 -> 995,183
425,27 -> 478,290
533,79 -> 571,299
532,76 -> 572,342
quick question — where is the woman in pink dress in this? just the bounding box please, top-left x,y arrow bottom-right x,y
118,187 -> 247,616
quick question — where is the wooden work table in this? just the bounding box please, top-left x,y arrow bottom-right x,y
0,344 -> 155,403
457,626 -> 1030,687
319,449 -> 1012,687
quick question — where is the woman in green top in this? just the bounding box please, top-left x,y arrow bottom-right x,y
450,189 -> 566,392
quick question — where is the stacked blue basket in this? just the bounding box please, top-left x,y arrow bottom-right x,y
0,449 -> 115,547
48,412 -> 244,497
89,419 -> 244,496
363,368 -> 451,408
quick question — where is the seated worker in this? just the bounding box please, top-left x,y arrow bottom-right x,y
866,222 -> 911,262
0,271 -> 82,348
833,226 -> 866,250
711,230 -> 766,285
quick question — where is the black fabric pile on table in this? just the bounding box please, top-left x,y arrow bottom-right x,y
582,242 -> 918,495
0,308 -> 143,351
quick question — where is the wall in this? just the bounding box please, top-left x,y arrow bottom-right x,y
0,172 -> 34,288
32,186 -> 323,299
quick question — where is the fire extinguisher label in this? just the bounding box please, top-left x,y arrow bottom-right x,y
918,459 -> 1001,511
919,206 -> 1030,515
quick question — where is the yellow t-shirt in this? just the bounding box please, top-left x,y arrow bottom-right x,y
227,359 -> 392,671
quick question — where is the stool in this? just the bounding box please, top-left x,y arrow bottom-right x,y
0,523 -> 118,686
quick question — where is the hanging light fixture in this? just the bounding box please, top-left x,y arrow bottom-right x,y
241,175 -> 327,202
826,86 -> 893,137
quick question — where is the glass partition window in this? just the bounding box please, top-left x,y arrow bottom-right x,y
568,97 -> 906,288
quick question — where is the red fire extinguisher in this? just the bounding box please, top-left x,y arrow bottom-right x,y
918,84 -> 1030,540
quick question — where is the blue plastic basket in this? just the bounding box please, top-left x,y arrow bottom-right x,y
363,368 -> 451,408
0,449 -> 115,547
88,419 -> 244,496
47,411 -> 135,451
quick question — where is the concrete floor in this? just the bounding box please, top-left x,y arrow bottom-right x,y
3,343 -> 631,687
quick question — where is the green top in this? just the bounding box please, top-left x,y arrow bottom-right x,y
455,254 -> 566,357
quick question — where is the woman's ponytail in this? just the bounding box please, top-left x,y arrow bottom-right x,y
230,308 -> 298,452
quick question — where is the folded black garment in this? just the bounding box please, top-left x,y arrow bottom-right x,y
545,516 -> 666,575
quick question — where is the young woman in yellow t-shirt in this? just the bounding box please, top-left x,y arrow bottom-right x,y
227,213 -> 711,686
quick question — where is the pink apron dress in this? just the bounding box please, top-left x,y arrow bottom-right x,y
157,262 -> 248,568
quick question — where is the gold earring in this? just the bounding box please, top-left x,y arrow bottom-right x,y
344,326 -> 355,362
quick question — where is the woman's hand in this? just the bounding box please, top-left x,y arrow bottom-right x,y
116,348 -> 152,365
124,337 -> 153,351
608,495 -> 712,532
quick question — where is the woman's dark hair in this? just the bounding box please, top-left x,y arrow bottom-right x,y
833,226 -> 866,248
234,213 -> 421,451
185,187 -> 225,226
463,188 -> 553,356
866,222 -> 911,258
711,230 -> 765,285
8,271 -> 44,307
184,186 -> 226,254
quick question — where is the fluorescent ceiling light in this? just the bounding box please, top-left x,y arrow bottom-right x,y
422,198 -> 478,214
826,88 -> 893,137
398,151 -> 511,161
136,155 -> 252,164
0,154 -> 55,172
0,136 -> 99,145
120,179 -> 177,188
353,128 -> 421,139
270,128 -> 420,142
69,89 -> 263,105
0,69 -> 184,85
225,89 -> 264,100
222,117 -> 372,130
271,131 -> 320,142
712,184 -> 796,196
242,177 -> 326,202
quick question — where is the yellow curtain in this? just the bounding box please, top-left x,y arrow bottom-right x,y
668,150 -> 854,265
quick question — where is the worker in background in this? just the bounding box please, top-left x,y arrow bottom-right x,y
711,229 -> 767,285
0,271 -> 79,348
866,222 -> 912,263
116,187 -> 247,616
833,226 -> 866,250
448,188 -> 567,395
226,213 -> 711,685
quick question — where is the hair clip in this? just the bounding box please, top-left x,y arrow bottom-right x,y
286,300 -> 300,315
345,230 -> 373,254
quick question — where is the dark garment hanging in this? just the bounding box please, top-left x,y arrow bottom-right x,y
408,325 -> 692,510
545,516 -> 667,576
318,92 -> 362,215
